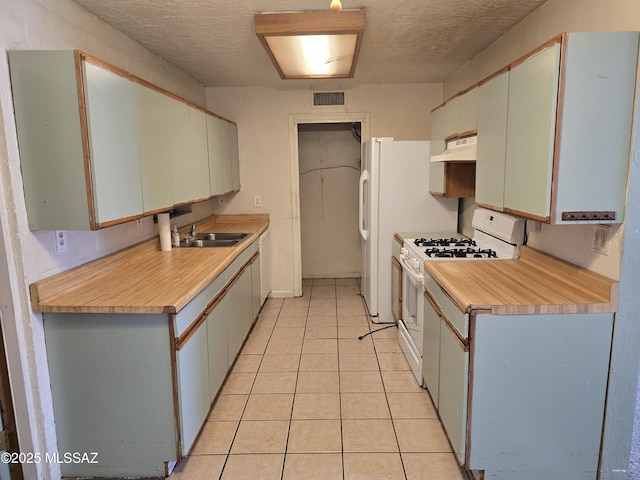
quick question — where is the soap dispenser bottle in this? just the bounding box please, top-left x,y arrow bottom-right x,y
172,226 -> 180,247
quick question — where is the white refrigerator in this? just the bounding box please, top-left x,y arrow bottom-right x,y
359,138 -> 458,323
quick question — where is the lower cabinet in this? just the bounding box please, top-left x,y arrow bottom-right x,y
421,278 -> 614,479
176,319 -> 211,456
42,241 -> 262,478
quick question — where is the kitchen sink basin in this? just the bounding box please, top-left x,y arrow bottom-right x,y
195,232 -> 249,241
186,239 -> 240,248
177,232 -> 250,248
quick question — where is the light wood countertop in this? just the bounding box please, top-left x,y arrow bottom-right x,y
30,214 -> 269,315
422,246 -> 618,315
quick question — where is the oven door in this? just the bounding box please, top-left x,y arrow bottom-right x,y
399,252 -> 424,359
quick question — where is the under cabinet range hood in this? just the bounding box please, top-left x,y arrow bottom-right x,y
431,135 -> 477,162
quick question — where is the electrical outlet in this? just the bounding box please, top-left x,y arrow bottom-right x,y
136,219 -> 143,228
592,225 -> 610,255
218,197 -> 226,207
253,195 -> 262,208
55,230 -> 68,253
534,221 -> 541,233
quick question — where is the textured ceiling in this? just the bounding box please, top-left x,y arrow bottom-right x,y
71,0 -> 549,90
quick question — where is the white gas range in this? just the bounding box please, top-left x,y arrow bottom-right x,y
398,208 -> 525,385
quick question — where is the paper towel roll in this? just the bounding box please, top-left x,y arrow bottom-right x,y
158,213 -> 171,251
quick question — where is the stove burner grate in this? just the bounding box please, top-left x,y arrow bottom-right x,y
414,237 -> 477,248
424,247 -> 498,259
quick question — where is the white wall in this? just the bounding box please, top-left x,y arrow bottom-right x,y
0,1 -> 212,478
205,84 -> 443,296
298,124 -> 362,278
441,0 -> 640,477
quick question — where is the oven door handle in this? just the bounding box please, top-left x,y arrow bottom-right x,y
399,254 -> 424,284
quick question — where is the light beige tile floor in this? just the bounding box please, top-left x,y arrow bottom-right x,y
169,278 -> 466,480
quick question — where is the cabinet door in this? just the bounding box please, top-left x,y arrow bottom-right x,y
176,318 -> 210,455
227,266 -> 253,364
504,43 -> 561,220
170,104 -> 211,205
207,115 -> 233,196
443,96 -> 460,139
429,106 -> 446,195
137,84 -> 174,213
391,256 -> 402,322
438,317 -> 468,464
208,296 -> 230,398
457,88 -> 478,136
229,123 -> 241,191
83,62 -> 144,224
422,291 -> 440,409
476,71 -> 509,211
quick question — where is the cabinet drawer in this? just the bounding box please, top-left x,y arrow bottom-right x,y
423,271 -> 468,337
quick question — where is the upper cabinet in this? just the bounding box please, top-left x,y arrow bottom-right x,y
207,115 -> 240,197
457,88 -> 478,137
475,70 -> 509,211
9,50 -> 240,230
476,32 -> 639,223
429,90 -> 477,198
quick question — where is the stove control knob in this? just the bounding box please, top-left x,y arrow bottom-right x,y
400,247 -> 408,256
411,258 -> 420,269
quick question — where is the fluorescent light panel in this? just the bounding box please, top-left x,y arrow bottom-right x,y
255,10 -> 365,80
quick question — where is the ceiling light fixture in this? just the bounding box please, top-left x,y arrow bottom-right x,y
254,9 -> 365,80
330,0 -> 342,12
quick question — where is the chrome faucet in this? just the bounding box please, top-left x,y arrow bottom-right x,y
183,224 -> 196,244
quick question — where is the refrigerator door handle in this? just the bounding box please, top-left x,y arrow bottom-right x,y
358,169 -> 369,240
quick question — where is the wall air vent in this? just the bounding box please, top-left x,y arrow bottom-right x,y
313,91 -> 345,107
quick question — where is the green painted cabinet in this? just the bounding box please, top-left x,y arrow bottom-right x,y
207,115 -> 233,196
206,114 -> 240,197
208,291 -> 230,398
457,88 -> 478,136
137,83 -> 175,213
421,271 -> 614,479
421,291 -> 440,408
42,239 -> 262,477
429,105 -> 447,195
176,318 -> 210,456
475,71 -> 509,211
429,91 -> 477,198
502,32 -> 639,223
171,106 -> 211,205
9,50 -> 242,230
229,123 -> 241,191
9,50 -> 145,230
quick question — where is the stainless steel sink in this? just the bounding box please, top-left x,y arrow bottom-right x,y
186,239 -> 241,248
177,232 -> 250,248
195,233 -> 249,241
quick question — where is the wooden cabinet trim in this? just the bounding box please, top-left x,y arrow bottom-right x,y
508,34 -> 564,70
167,313 -> 183,462
441,314 -> 468,352
79,50 -> 236,125
549,33 -> 568,224
74,51 -> 98,229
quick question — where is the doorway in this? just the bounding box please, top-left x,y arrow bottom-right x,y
298,122 -> 362,279
288,113 -> 369,296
